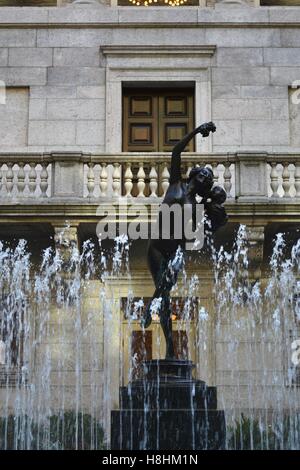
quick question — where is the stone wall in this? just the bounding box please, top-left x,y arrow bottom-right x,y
0,5 -> 299,152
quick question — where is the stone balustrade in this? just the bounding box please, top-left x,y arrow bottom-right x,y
0,152 -> 300,203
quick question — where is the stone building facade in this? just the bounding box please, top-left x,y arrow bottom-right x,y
0,1 -> 300,445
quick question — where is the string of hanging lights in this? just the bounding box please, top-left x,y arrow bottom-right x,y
128,0 -> 188,6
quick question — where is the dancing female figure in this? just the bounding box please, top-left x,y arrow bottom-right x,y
141,122 -> 228,359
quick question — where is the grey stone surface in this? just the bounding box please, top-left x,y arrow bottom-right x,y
213,98 -> 272,120
0,67 -> 46,85
0,29 -> 36,47
0,48 -> 8,67
240,85 -> 288,99
213,120 -> 242,146
264,48 -> 300,66
280,29 -> 300,47
47,67 -> 105,85
49,4 -> 119,24
52,159 -> 84,198
8,48 -> 53,67
0,87 -> 28,147
212,67 -> 270,85
118,7 -> 199,24
270,67 -> 300,85
29,98 -> 47,120
76,120 -> 105,145
37,29 -> 112,47
242,120 -> 289,146
0,7 -> 48,24
77,85 -> 105,99
205,28 -> 281,48
269,7 -> 300,24
46,98 -> 104,120
289,87 -> 300,147
53,47 -> 100,67
271,99 -> 289,120
30,85 -> 77,99
111,28 -> 206,46
215,47 -> 263,66
28,120 -> 76,146
198,5 -> 270,24
212,85 -> 241,99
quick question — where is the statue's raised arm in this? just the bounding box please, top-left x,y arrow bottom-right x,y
169,122 -> 217,184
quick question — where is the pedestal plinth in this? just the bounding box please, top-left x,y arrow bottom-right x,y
111,359 -> 226,450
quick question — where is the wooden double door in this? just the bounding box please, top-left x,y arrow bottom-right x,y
123,88 -> 195,152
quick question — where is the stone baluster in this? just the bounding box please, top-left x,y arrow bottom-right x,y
87,162 -> 95,198
124,162 -> 133,197
100,163 -> 108,197
40,162 -> 49,198
6,162 -> 14,196
28,163 -> 37,196
0,165 -> 2,193
112,163 -> 121,197
149,163 -> 158,198
223,162 -> 232,197
270,162 -> 279,198
294,161 -> 300,198
137,162 -> 146,198
282,161 -> 291,197
17,162 -> 26,195
211,162 -> 219,185
161,162 -> 170,196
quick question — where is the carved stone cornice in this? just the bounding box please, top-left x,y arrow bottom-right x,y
2,6 -> 300,28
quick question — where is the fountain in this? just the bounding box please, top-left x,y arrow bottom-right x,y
0,128 -> 300,450
0,227 -> 300,449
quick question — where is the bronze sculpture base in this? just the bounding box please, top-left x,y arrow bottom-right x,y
111,359 -> 226,450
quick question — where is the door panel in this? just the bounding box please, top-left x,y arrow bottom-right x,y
159,93 -> 194,152
123,92 -> 158,152
123,88 -> 194,152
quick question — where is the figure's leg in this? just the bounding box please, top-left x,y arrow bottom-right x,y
157,250 -> 184,359
142,246 -> 185,329
160,297 -> 175,359
141,243 -> 167,329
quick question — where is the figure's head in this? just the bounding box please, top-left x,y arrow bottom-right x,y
187,166 -> 214,197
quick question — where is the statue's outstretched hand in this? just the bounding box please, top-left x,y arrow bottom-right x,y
196,122 -> 216,137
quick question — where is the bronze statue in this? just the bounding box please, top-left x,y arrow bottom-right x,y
141,122 -> 228,359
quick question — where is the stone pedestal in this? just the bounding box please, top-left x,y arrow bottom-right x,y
111,359 -> 226,450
